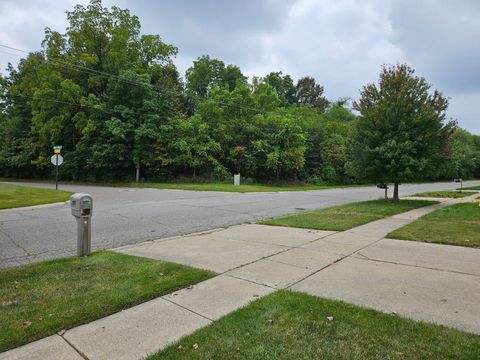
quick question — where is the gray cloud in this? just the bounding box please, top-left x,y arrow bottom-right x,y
118,0 -> 294,66
388,0 -> 480,94
0,0 -> 478,133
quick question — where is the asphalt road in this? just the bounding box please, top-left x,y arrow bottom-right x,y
1,180 -> 479,268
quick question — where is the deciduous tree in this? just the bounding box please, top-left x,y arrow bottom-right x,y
348,64 -> 456,201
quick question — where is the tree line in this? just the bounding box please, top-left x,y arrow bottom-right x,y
0,0 -> 479,186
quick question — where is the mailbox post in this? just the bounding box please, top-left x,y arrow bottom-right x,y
377,183 -> 389,202
70,193 -> 93,256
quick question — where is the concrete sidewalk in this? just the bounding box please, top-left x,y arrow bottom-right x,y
2,195 -> 479,359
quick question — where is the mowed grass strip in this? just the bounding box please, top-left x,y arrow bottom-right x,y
150,290 -> 480,360
414,190 -> 477,198
131,182 -> 352,193
459,185 -> 480,190
388,202 -> 480,248
260,199 -> 437,231
0,251 -> 215,352
0,183 -> 72,209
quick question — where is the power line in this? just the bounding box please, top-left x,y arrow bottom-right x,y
6,92 -> 161,120
0,43 -> 178,98
0,43 -> 331,121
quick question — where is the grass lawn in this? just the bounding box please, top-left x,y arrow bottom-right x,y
0,251 -> 215,352
260,199 -> 437,231
0,183 -> 72,209
414,190 -> 477,198
131,182 -> 354,193
388,202 -> 480,248
459,185 -> 480,191
150,290 -> 480,360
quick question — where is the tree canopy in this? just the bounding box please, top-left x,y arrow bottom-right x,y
347,64 -> 458,200
0,1 -> 478,186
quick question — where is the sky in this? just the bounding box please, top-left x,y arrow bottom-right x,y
0,0 -> 478,134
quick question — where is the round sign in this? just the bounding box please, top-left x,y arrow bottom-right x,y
51,154 -> 64,166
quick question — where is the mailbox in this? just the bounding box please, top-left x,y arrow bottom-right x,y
70,193 -> 93,256
70,193 -> 93,217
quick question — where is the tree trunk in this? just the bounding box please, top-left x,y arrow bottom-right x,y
276,167 -> 281,182
135,162 -> 140,183
393,182 -> 399,202
384,187 -> 389,202
193,166 -> 196,180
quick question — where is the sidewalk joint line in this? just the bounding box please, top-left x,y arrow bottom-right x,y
161,297 -> 214,322
223,273 -> 277,290
216,247 -> 293,276
59,334 -> 89,360
286,236 -> 385,289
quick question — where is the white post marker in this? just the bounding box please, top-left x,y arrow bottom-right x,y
234,174 -> 241,186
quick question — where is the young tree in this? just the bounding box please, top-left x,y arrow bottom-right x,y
169,115 -> 222,179
265,118 -> 306,181
348,64 -> 456,201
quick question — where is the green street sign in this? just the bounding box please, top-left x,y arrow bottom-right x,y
53,145 -> 62,150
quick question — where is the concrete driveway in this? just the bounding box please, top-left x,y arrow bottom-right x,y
1,180 -> 480,268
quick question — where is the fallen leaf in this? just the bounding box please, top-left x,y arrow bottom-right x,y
236,347 -> 240,351
159,272 -> 164,276
326,316 -> 334,321
177,345 -> 183,350
23,321 -> 31,328
192,343 -> 199,350
252,294 -> 259,298
267,319 -> 274,324
1,300 -> 17,307
58,329 -> 66,336
37,316 -> 43,321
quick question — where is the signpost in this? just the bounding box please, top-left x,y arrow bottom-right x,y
51,145 -> 63,190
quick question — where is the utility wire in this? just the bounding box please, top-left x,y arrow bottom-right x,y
0,43 -> 329,121
6,92 -> 161,120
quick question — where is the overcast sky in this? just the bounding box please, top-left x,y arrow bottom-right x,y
0,0 -> 479,133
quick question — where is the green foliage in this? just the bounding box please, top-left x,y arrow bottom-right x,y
169,115 -> 223,179
0,2 -> 477,185
185,55 -> 247,102
263,71 -> 296,106
347,64 -> 457,199
447,128 -> 480,179
264,118 -> 306,180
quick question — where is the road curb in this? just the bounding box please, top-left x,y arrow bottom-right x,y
0,201 -> 69,213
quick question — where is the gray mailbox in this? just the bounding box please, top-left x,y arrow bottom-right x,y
70,193 -> 93,256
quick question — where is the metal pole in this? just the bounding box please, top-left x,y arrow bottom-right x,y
76,216 -> 91,256
55,155 -> 58,190
76,217 -> 82,256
